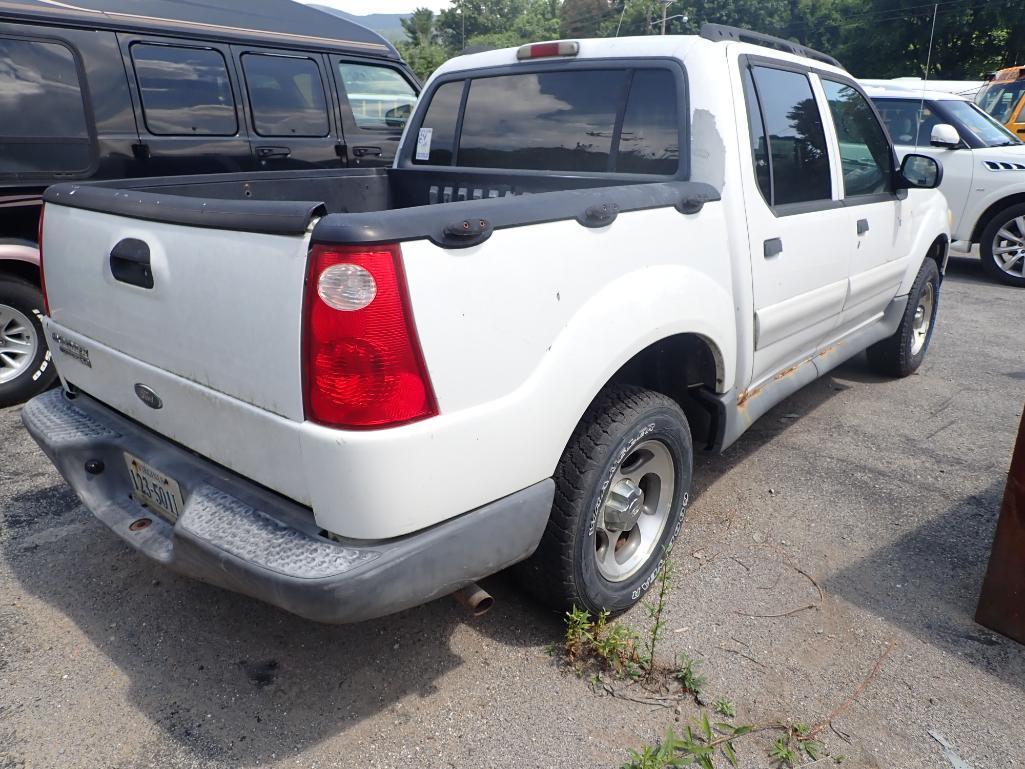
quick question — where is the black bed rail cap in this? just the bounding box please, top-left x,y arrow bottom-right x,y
700,23 -> 843,70
44,183 -> 325,236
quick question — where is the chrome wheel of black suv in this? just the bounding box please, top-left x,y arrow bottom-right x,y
0,279 -> 55,407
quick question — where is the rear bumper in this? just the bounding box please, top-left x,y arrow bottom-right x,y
22,389 -> 554,624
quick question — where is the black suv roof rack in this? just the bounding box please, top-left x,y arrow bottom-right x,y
699,23 -> 843,70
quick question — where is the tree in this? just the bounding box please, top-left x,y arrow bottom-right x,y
400,7 -> 438,47
561,0 -> 610,37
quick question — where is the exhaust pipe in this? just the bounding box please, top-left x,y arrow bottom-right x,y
452,583 -> 494,616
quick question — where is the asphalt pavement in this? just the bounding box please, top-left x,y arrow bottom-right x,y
2,255 -> 1023,769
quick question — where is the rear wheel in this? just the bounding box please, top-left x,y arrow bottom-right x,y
0,278 -> 55,408
980,203 -> 1025,287
866,258 -> 940,378
516,385 -> 692,615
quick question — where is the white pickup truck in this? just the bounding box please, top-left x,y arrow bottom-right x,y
24,26 -> 949,623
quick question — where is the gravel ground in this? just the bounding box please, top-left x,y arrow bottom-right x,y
2,256 -> 1023,769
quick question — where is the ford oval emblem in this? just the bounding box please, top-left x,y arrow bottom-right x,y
134,383 -> 163,410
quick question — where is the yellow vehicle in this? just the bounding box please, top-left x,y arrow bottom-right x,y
976,66 -> 1025,136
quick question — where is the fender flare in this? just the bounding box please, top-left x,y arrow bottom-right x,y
517,263 -> 736,472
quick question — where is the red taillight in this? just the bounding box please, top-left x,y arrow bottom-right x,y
303,243 -> 437,429
37,206 -> 48,315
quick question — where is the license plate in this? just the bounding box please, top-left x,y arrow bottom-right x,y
123,452 -> 185,522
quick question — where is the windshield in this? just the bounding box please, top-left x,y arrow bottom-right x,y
944,99 -> 1021,146
976,80 -> 1025,123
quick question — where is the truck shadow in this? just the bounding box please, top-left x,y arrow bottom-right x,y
690,353 -> 886,500
2,485 -> 559,765
823,478 -> 1025,691
944,253 -> 992,286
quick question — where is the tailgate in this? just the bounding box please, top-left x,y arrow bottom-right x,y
41,202 -> 312,421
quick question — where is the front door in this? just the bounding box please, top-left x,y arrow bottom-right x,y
820,80 -> 912,329
331,57 -> 418,167
738,60 -> 851,386
874,97 -> 975,238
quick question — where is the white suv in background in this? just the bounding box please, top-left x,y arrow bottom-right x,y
868,85 -> 1025,286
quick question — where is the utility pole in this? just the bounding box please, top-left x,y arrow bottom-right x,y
660,0 -> 674,35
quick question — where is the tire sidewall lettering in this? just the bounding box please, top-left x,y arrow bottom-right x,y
587,421 -> 656,537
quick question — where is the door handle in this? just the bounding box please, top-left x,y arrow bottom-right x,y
110,238 -> 153,289
256,146 -> 291,159
352,146 -> 383,158
763,237 -> 783,258
857,218 -> 870,235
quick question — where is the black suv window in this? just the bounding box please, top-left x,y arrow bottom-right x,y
821,81 -> 892,196
131,44 -> 237,136
617,69 -> 679,175
242,54 -> 329,137
746,65 -> 832,206
337,62 -> 417,130
415,68 -> 682,175
0,36 -> 92,174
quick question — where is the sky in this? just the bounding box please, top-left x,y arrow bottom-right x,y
296,0 -> 449,14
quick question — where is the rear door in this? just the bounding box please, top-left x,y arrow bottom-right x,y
331,57 -> 418,167
820,80 -> 912,328
738,58 -> 851,385
120,36 -> 254,175
234,47 -> 343,170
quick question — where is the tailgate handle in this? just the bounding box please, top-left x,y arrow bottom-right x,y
109,238 -> 154,289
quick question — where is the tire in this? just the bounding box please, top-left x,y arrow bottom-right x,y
866,258 -> 940,378
980,203 -> 1025,287
0,278 -> 56,408
516,384 -> 692,615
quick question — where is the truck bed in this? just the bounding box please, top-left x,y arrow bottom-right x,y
44,167 -> 719,243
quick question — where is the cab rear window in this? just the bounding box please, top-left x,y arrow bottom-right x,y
413,67 -> 682,175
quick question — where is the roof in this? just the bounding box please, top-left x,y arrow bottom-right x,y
860,78 -> 982,98
430,33 -> 849,85
861,83 -> 970,102
0,0 -> 398,59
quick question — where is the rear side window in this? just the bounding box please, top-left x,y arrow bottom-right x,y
131,44 -> 237,136
457,70 -> 629,172
415,79 -> 462,165
0,36 -> 92,174
617,69 -> 679,175
821,81 -> 892,196
747,66 -> 831,206
337,62 -> 417,130
415,68 -> 681,175
242,53 -> 329,137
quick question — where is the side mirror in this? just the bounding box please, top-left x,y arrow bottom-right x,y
385,103 -> 412,128
898,153 -> 943,190
930,123 -> 961,149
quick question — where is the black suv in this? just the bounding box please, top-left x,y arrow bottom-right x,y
0,0 -> 419,406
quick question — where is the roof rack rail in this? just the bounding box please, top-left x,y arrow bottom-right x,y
699,23 -> 843,70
